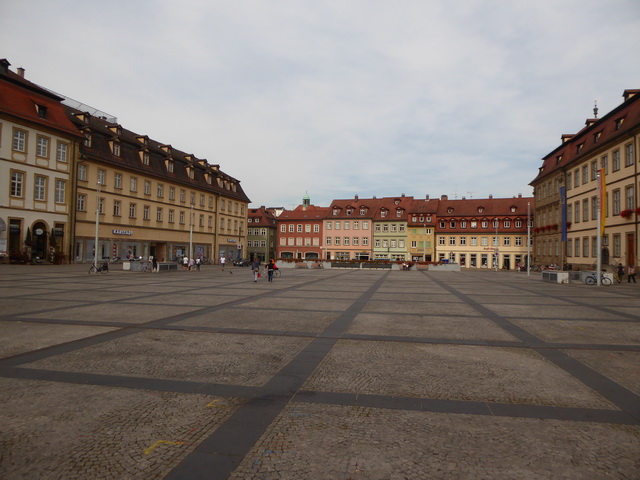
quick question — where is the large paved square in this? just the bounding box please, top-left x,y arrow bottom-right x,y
1,264 -> 638,479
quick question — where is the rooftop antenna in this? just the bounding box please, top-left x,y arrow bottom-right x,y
466,191 -> 475,199
593,100 -> 598,119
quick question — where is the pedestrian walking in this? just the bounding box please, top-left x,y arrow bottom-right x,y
617,263 -> 624,283
628,265 -> 636,283
267,258 -> 276,282
152,256 -> 158,273
220,255 -> 226,271
195,257 -> 201,271
182,255 -> 189,270
188,258 -> 195,271
251,257 -> 260,282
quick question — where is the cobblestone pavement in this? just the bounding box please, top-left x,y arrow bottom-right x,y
0,264 -> 638,479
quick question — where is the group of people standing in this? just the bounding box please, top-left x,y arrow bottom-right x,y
251,258 -> 277,282
616,263 -> 637,283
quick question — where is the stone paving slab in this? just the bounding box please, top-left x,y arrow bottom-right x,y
564,350 -> 640,395
174,308 -> 340,334
301,340 -> 616,408
363,300 -> 480,316
231,403 -> 640,480
510,318 -> 640,345
0,321 -> 117,357
0,378 -> 244,480
346,313 -> 518,341
21,303 -> 203,324
22,330 -> 311,385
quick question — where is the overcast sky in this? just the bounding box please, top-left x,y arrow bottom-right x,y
2,1 -> 639,208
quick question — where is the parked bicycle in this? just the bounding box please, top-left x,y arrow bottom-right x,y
89,262 -> 109,274
585,273 -> 612,285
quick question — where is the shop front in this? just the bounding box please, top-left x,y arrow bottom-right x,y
219,238 -> 243,263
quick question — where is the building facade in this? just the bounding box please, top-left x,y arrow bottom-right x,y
276,195 -> 328,260
531,89 -> 640,270
325,196 -> 374,261
407,196 -> 439,261
247,206 -> 277,261
68,108 -> 250,264
0,60 -> 82,263
434,195 -> 533,269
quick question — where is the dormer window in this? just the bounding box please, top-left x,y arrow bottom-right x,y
577,143 -> 584,154
113,142 -> 121,157
359,208 -> 366,215
412,216 -> 417,222
478,207 -> 484,213
394,199 -> 400,205
380,210 -> 387,218
347,209 -> 353,216
418,216 -> 423,222
142,152 -> 150,165
333,208 -> 339,216
447,208 -> 453,213
166,159 -> 174,173
594,132 -> 602,143
616,117 -> 624,130
187,167 -> 195,179
35,104 -> 47,118
396,209 -> 403,217
83,131 -> 92,147
426,216 -> 431,223
510,206 -> 516,213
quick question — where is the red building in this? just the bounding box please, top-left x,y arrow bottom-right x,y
276,194 -> 329,260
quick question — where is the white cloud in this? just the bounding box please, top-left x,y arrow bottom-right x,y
2,0 -> 639,207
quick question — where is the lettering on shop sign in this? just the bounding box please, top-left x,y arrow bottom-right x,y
227,239 -> 237,243
113,229 -> 134,236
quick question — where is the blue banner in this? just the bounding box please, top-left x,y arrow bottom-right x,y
560,186 -> 567,242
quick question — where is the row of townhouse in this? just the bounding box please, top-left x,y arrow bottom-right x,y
530,88 -> 640,270
0,59 -> 250,264
249,193 -> 534,269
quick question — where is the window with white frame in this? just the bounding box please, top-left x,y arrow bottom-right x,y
326,237 -> 332,245
144,181 -> 151,195
36,135 -> 49,157
130,177 -> 137,192
157,208 -> 163,222
77,193 -> 86,211
470,236 -> 477,246
56,142 -> 68,162
34,175 -> 46,201
362,237 -> 369,246
439,237 -> 445,246
55,179 -> 65,203
129,203 -> 136,218
169,209 -> 174,223
13,129 -> 27,151
314,224 -> 319,233
113,200 -> 121,216
98,169 -> 106,186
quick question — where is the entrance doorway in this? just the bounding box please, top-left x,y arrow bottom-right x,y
627,234 -> 635,267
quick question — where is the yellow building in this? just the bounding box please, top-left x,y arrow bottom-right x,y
68,108 -> 250,264
531,89 -> 640,270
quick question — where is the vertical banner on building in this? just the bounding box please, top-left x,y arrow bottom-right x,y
598,168 -> 606,235
560,186 -> 567,242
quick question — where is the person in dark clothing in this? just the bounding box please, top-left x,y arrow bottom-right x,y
251,258 -> 260,282
267,259 -> 276,282
617,263 -> 625,283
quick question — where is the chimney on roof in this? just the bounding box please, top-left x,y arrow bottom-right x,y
623,89 -> 639,101
561,134 -> 574,143
425,194 -> 430,200
518,193 -> 522,198
489,194 -> 493,199
17,67 -> 25,78
354,194 -> 358,201
441,195 -> 448,200
401,193 -> 405,197
0,59 -> 9,75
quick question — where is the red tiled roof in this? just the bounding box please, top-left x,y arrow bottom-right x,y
0,71 -> 82,138
531,89 -> 640,185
